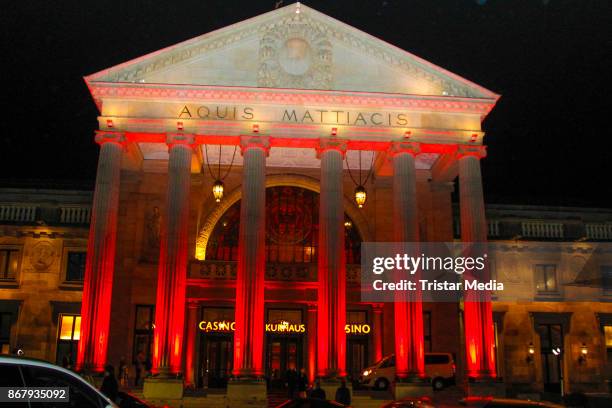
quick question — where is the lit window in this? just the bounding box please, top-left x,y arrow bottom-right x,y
605,326 -> 612,348
56,314 -> 80,368
535,264 -> 558,293
59,315 -> 81,341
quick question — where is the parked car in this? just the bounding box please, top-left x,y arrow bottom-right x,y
459,397 -> 564,408
360,353 -> 456,391
381,396 -> 436,408
275,398 -> 349,408
0,355 -> 118,407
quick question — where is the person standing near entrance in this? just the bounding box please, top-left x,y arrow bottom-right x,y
286,368 -> 297,399
297,368 -> 308,398
311,381 -> 326,400
133,351 -> 145,387
335,380 -> 351,406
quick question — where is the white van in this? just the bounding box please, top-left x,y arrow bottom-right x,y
360,353 -> 456,391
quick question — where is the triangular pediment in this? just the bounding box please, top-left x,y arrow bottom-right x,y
87,3 -> 496,99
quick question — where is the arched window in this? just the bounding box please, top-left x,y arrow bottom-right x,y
205,186 -> 361,263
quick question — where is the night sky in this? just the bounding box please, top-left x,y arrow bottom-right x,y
1,0 -> 610,207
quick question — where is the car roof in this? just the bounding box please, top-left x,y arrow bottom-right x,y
461,397 -> 564,407
0,356 -> 113,404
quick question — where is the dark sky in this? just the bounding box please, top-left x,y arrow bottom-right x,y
1,0 -> 610,207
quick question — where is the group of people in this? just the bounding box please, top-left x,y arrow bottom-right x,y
285,368 -> 351,406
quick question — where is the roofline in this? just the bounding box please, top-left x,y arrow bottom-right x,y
84,2 -> 499,101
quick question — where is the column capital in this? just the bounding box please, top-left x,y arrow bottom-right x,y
457,144 -> 487,159
316,138 -> 347,159
94,131 -> 127,147
166,133 -> 196,149
240,135 -> 270,156
388,141 -> 420,157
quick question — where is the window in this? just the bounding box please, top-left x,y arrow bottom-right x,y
425,354 -> 450,365
0,248 -> 20,280
535,264 -> 558,293
56,314 -> 80,368
133,305 -> 154,368
605,325 -> 612,381
0,363 -> 25,387
602,266 -> 612,296
206,186 -> 362,264
66,252 -> 86,282
21,364 -> 106,408
1,313 -> 12,354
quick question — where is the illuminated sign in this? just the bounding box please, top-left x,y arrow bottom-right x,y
198,320 -> 235,332
198,320 -> 371,335
345,324 -> 371,334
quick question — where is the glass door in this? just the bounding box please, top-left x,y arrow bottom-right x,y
200,334 -> 233,388
266,336 -> 302,389
347,338 -> 368,381
537,323 -> 563,394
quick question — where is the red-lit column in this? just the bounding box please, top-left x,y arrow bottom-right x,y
152,134 -> 193,375
389,142 -> 426,380
77,131 -> 124,373
185,302 -> 199,386
458,145 -> 496,379
307,304 -> 318,384
372,304 -> 384,364
232,136 -> 269,377
316,138 -> 347,378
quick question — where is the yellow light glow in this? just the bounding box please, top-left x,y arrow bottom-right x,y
212,180 -> 224,203
59,315 -> 74,340
605,326 -> 612,347
73,316 -> 81,340
355,185 -> 367,208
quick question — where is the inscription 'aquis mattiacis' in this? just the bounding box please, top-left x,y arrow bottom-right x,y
177,105 -> 411,127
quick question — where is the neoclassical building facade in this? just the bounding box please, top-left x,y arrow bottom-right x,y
1,3 -> 611,407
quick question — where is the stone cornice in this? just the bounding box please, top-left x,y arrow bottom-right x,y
88,82 -> 496,116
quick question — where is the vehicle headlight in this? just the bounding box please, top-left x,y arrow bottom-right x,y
362,369 -> 371,376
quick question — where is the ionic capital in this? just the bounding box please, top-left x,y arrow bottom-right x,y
94,131 -> 127,147
388,141 -> 421,157
316,138 -> 347,159
239,135 -> 270,156
166,133 -> 196,149
456,144 -> 487,159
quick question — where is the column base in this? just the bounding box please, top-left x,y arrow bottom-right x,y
467,378 -> 505,397
226,378 -> 267,408
143,377 -> 184,401
394,378 -> 433,400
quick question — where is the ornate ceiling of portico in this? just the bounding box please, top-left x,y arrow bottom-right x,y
87,2 -> 496,98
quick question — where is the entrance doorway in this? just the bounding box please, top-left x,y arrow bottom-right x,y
266,336 -> 303,389
537,323 -> 563,394
347,338 -> 368,381
200,334 -> 233,388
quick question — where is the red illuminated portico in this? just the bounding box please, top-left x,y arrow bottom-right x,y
77,3 -> 500,405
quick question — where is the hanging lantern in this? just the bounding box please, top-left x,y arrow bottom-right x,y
212,179 -> 224,202
355,185 -> 367,208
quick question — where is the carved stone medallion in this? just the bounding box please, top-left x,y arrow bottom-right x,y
258,17 -> 332,89
29,241 -> 56,271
